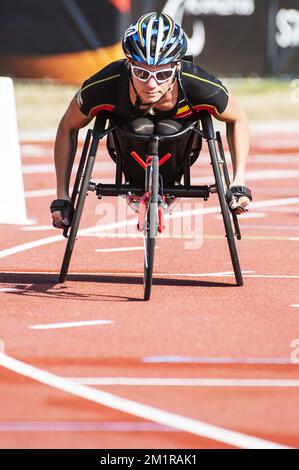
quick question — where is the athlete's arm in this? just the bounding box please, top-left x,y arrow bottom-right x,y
54,96 -> 93,200
214,93 -> 249,187
215,94 -> 249,186
52,96 -> 93,227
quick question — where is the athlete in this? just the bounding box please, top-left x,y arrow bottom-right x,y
51,12 -> 252,228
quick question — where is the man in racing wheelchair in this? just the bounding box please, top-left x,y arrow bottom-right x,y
51,12 -> 252,228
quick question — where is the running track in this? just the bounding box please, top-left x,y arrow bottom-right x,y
0,127 -> 299,449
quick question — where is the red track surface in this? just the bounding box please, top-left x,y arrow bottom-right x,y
0,130 -> 299,449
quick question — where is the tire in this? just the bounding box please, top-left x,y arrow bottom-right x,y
143,214 -> 156,301
208,139 -> 243,286
59,134 -> 99,283
143,155 -> 159,300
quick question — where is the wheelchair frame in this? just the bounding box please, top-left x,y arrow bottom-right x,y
58,110 -> 243,300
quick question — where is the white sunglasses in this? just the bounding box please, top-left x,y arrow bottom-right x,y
131,64 -> 177,84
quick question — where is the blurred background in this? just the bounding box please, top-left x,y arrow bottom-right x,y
0,0 -> 298,131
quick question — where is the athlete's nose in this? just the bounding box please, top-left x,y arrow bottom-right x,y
146,76 -> 158,88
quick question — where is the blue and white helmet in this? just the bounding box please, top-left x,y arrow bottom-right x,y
122,12 -> 188,65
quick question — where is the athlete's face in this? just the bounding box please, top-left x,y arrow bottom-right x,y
130,62 -> 178,103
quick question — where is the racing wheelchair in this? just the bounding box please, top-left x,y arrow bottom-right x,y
58,110 -> 243,300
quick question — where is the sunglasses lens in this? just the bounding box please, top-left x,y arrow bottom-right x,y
132,66 -> 150,81
156,70 -> 174,82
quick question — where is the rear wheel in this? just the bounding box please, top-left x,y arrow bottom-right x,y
208,138 -> 243,286
59,133 -> 99,283
216,131 -> 241,240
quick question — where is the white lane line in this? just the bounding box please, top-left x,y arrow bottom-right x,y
25,189 -> 56,198
163,271 -> 254,277
1,196 -> 299,259
21,147 -> 53,157
206,235 -> 299,241
241,224 -> 299,231
0,270 -> 253,277
21,225 -> 55,231
142,357 -> 293,365
67,377 -> 299,387
0,288 -> 20,292
250,156 -> 299,163
137,273 -> 298,279
29,320 -> 114,330
256,139 -> 299,147
1,271 -> 299,280
87,233 -> 203,239
250,197 -> 299,209
0,234 -> 66,259
95,246 -> 146,253
192,170 -> 299,184
264,207 -> 299,213
23,164 -> 55,174
25,185 -> 74,198
56,272 -> 297,280
24,180 -> 110,197
214,212 -> 266,220
223,274 -> 299,279
0,214 -> 141,259
291,305 -> 299,308
0,352 -> 289,449
1,270 -> 298,280
238,212 -> 267,219
19,131 -> 56,141
0,421 -> 175,432
86,232 -> 299,241
22,162 -> 116,175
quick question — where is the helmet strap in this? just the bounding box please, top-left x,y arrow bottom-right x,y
176,65 -> 197,115
130,77 -> 143,108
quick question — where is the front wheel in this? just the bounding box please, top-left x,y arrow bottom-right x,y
143,156 -> 159,300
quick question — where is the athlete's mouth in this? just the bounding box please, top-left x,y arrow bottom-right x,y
144,90 -> 160,96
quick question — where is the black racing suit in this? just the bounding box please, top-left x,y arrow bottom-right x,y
76,59 -> 229,186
